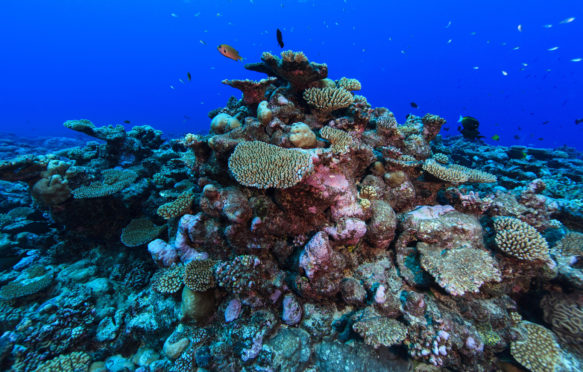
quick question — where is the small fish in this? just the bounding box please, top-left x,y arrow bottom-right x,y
184,115 -> 191,120
560,17 -> 575,24
187,72 -> 192,81
514,134 -> 521,140
276,28 -> 284,48
538,137 -> 544,141
178,78 -> 185,84
217,44 -> 244,61
518,126 -> 522,130
547,46 -> 559,51
442,127 -> 450,131
543,24 -> 553,28
542,120 -> 550,125
170,85 -> 175,90
492,134 -> 500,141
123,120 -> 131,124
513,46 -> 520,50
410,102 -> 418,108
517,24 -> 522,32
445,21 -> 451,28
194,12 -> 200,17
571,58 -> 582,62
575,118 -> 583,125
473,66 -> 479,70
199,40 -> 207,45
502,70 -> 508,76
170,13 -> 178,18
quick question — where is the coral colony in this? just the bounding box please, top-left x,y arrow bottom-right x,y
1,51 -> 583,371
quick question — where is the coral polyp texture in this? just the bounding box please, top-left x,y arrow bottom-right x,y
1,49 -> 583,371
493,216 -> 551,261
228,141 -> 314,189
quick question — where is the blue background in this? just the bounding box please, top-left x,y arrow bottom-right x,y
0,0 -> 582,149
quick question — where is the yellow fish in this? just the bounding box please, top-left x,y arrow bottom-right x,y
217,44 -> 243,61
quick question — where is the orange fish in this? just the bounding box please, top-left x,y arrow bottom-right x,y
217,44 -> 243,61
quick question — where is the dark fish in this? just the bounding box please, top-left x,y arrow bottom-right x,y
517,126 -> 522,131
187,72 -> 192,81
542,121 -> 550,125
442,127 -> 449,131
575,118 -> 583,125
410,102 -> 418,108
538,137 -> 544,141
514,134 -> 521,140
184,115 -> 191,120
276,28 -> 284,48
123,120 -> 131,124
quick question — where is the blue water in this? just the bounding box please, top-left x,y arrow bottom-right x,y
1,0 -> 582,149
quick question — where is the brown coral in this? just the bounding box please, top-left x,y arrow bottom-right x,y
32,351 -> 91,372
228,141 -> 314,189
303,87 -> 354,113
320,126 -> 354,153
72,168 -> 138,199
493,217 -> 550,261
418,243 -> 501,296
422,159 -> 468,183
121,217 -> 166,247
352,307 -> 408,348
152,265 -> 185,294
221,77 -> 277,105
184,259 -> 216,292
510,321 -> 560,372
157,190 -> 194,219
336,77 -> 361,91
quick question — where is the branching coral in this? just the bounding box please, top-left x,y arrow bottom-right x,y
152,265 -> 185,294
493,217 -> 550,261
320,126 -> 354,153
418,243 -> 501,296
120,217 -> 165,247
0,265 -> 53,300
228,141 -> 314,189
510,321 -> 560,372
157,190 -> 195,219
336,77 -> 361,91
184,259 -> 216,292
303,87 -> 354,113
352,307 -> 408,348
72,169 -> 138,199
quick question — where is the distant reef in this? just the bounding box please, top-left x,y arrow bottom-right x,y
1,51 -> 583,372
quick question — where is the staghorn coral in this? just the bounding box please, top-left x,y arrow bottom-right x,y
71,168 -> 138,199
418,243 -> 501,296
120,217 -> 165,247
152,265 -> 185,294
228,141 -> 314,189
157,190 -> 194,219
493,216 -> 550,261
510,321 -> 560,372
32,351 -> 91,372
303,87 -> 354,113
336,77 -> 361,91
184,259 -> 216,292
432,153 -> 449,164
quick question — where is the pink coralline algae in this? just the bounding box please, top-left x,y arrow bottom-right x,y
299,231 -> 333,280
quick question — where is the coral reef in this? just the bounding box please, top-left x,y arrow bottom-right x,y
1,50 -> 583,371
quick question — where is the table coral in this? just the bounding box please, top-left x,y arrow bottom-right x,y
228,141 -> 314,189
510,321 -> 561,372
120,217 -> 165,247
